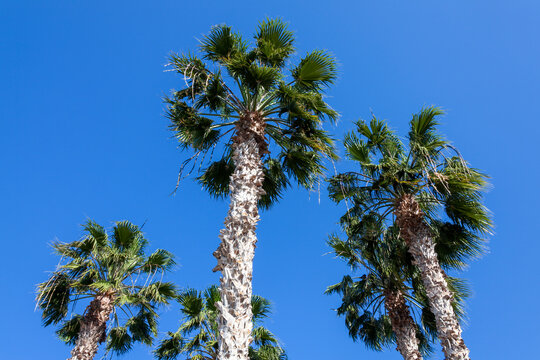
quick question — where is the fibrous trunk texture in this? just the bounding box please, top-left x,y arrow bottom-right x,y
213,113 -> 266,360
69,292 -> 114,360
395,194 -> 470,360
385,290 -> 423,360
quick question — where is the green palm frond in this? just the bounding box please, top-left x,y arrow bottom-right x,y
254,18 -> 294,68
154,332 -> 184,360
252,326 -> 279,347
281,148 -> 325,188
200,24 -> 246,62
347,312 -> 394,351
292,50 -> 337,90
249,344 -> 287,360
432,220 -> 487,270
82,220 -> 108,251
126,309 -> 157,345
37,272 -> 72,326
179,288 -> 205,319
204,286 -> 220,312
197,155 -> 234,198
106,326 -> 132,355
243,65 -> 281,90
137,282 -> 177,305
166,98 -> 221,151
56,315 -> 82,345
258,158 -> 290,209
143,249 -> 176,272
252,296 -> 271,322
112,220 -> 147,254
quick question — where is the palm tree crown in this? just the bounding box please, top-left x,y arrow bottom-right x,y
154,285 -> 286,360
36,220 -> 177,358
328,107 -> 492,260
167,18 -> 338,208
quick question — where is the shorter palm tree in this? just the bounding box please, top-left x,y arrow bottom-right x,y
326,212 -> 470,360
36,220 -> 177,360
154,285 -> 286,360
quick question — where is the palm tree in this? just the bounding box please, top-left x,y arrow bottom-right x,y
326,212 -> 471,360
328,107 -> 492,359
36,220 -> 177,360
165,19 -> 337,359
154,285 -> 286,360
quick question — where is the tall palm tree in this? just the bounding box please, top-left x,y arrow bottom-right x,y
36,220 -> 177,360
328,107 -> 492,359
154,285 -> 286,360
165,19 -> 337,359
326,212 -> 471,360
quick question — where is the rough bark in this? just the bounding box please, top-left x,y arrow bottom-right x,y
213,112 -> 266,360
395,194 -> 470,360
385,290 -> 423,360
69,292 -> 115,360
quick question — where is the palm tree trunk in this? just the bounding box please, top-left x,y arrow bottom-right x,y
69,292 -> 115,360
395,194 -> 470,360
213,113 -> 266,360
385,290 -> 423,360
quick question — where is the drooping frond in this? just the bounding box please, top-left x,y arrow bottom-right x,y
166,98 -> 222,151
431,220 -> 487,270
106,326 -> 133,355
56,315 -> 82,345
36,272 -> 72,326
126,309 -> 157,345
154,332 -> 185,360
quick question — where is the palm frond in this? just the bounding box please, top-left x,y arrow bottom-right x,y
200,24 -> 247,62
112,221 -> 147,254
137,282 -> 177,305
292,50 -> 337,90
36,272 -> 72,326
56,315 -> 82,345
126,309 -> 157,345
143,249 -> 176,273
154,332 -> 184,360
254,18 -> 295,68
251,296 -> 271,322
106,326 -> 133,355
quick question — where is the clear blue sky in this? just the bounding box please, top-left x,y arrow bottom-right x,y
2,1 -> 539,359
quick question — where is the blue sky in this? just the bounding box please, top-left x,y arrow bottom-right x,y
2,1 -> 539,359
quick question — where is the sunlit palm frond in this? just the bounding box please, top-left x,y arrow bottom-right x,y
292,50 -> 337,90
254,18 -> 295,68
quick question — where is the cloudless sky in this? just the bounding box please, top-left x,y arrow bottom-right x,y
2,1 -> 539,359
